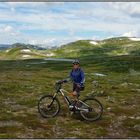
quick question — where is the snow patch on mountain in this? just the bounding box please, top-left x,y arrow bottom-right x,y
20,49 -> 31,53
6,49 -> 10,53
129,37 -> 140,41
46,53 -> 55,57
22,55 -> 31,58
90,41 -> 98,45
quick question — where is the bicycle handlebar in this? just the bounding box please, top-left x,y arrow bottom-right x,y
56,80 -> 84,87
55,80 -> 85,92
56,80 -> 67,84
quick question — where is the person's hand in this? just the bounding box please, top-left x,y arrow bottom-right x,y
56,80 -> 63,84
62,79 -> 67,83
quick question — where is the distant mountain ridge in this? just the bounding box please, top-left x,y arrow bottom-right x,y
0,43 -> 47,51
0,44 -> 12,50
52,36 -> 140,58
0,37 -> 140,60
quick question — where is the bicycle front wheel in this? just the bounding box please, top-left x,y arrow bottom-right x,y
80,98 -> 103,121
38,95 -> 60,118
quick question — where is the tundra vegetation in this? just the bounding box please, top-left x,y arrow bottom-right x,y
0,37 -> 140,138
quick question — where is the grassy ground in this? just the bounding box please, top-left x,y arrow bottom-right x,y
0,56 -> 140,138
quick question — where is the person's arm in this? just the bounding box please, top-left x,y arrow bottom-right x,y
80,69 -> 85,86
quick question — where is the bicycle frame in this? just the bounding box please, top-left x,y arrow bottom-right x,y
53,88 -> 90,112
53,88 -> 71,106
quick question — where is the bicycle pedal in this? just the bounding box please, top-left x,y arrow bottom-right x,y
69,105 -> 74,111
69,105 -> 74,109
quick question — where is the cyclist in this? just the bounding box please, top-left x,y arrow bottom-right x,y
70,59 -> 85,97
61,59 -> 85,107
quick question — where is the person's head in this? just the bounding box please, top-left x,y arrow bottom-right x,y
72,59 -> 80,69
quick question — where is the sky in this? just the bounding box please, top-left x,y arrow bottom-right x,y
0,2 -> 140,47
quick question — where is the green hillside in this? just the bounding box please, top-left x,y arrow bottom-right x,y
0,37 -> 140,60
51,37 -> 140,58
0,43 -> 47,60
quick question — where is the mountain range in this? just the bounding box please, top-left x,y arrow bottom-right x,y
0,37 -> 140,60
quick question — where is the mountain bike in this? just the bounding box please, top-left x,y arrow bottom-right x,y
38,80 -> 103,121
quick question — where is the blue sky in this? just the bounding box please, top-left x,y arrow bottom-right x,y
0,2 -> 140,47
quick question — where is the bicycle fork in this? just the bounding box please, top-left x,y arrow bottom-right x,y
48,93 -> 57,108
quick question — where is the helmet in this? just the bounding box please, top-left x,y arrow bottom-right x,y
72,59 -> 80,64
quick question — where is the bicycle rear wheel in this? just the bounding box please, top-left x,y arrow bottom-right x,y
38,95 -> 60,118
80,98 -> 103,121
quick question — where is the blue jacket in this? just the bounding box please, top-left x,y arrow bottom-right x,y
70,68 -> 85,86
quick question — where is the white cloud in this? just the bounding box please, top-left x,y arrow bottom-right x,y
0,25 -> 20,36
107,2 -> 140,18
0,25 -> 23,44
29,38 -> 56,46
4,25 -> 13,32
0,2 -> 140,46
122,31 -> 138,37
